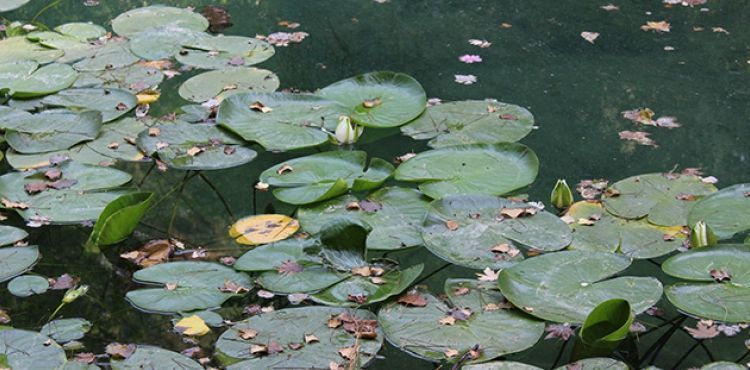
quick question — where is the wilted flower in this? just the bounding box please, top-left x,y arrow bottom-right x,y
334,115 -> 364,145
544,323 -> 575,341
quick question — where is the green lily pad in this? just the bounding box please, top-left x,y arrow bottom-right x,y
25,30 -> 101,64
663,244 -> 750,322
7,275 -> 48,297
126,261 -> 252,314
216,92 -> 343,151
178,67 -> 279,103
40,318 -> 91,343
0,328 -> 66,369
0,225 -> 28,246
215,306 -> 383,368
688,184 -> 750,239
394,143 -> 539,199
0,246 -> 39,283
0,0 -> 30,12
0,37 -> 63,64
4,110 -> 102,154
110,345 -> 202,370
128,26 -> 207,60
700,362 -> 746,370
54,23 -> 106,40
422,195 -> 571,269
401,100 -> 534,148
565,201 -> 684,259
378,279 -> 544,364
463,362 -> 542,370
136,122 -> 257,170
0,61 -> 77,98
87,192 -> 154,247
176,35 -> 275,69
112,5 -> 209,37
72,39 -> 139,72
311,264 -> 423,307
318,71 -> 426,128
260,150 -> 393,205
41,88 -> 137,122
74,64 -> 164,93
602,173 -> 717,227
0,160 -> 132,224
297,186 -> 429,251
498,250 -> 663,323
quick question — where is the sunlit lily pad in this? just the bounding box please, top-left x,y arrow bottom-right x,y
74,64 -> 164,93
137,122 -> 257,170
663,244 -> 750,322
41,88 -> 137,122
111,5 -> 209,37
422,195 -> 571,269
216,92 -> 343,151
602,173 -> 717,227
401,100 -> 534,148
565,201 -> 684,259
110,345 -> 202,370
8,275 -> 48,297
229,214 -> 299,245
318,71 -> 426,128
41,318 -> 91,343
178,67 -> 279,103
126,261 -> 252,314
0,37 -> 63,64
498,250 -> 663,323
688,184 -> 750,239
0,246 -> 39,283
215,306 -> 383,368
394,143 -> 539,199
297,186 -> 430,250
0,160 -> 132,224
176,35 -> 275,69
3,110 -> 102,154
0,225 -> 28,246
378,279 -> 544,364
128,26 -> 207,60
260,151 -> 393,205
0,61 -> 77,98
0,328 -> 66,369
54,23 -> 107,40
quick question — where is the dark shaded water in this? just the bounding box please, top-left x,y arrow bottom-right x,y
1,0 -> 749,368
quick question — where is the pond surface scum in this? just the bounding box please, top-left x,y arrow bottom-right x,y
0,0 -> 749,369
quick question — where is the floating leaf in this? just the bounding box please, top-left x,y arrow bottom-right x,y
394,143 -> 538,199
41,88 -> 137,122
177,35 -> 275,69
125,261 -> 252,314
0,225 -> 28,246
464,358 -> 628,370
0,0 -> 30,12
260,151 -> 393,205
401,100 -> 534,147
178,67 -> 279,103
229,214 -> 300,245
0,37 -> 63,64
310,264 -> 423,307
0,61 -> 77,98
0,328 -> 66,369
688,184 -> 750,239
0,246 -> 39,282
4,110 -> 102,154
72,39 -> 139,72
498,250 -> 663,323
421,195 -> 571,269
110,345 -> 202,369
41,318 -> 92,343
111,5 -> 209,37
7,275 -> 48,297
317,71 -> 426,128
128,26 -> 207,60
74,64 -> 164,93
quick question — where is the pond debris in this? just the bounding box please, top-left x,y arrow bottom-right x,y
600,4 -> 620,11
120,239 -> 175,267
454,74 -> 478,85
257,31 -> 310,47
459,54 -> 483,64
544,323 -> 575,340
476,267 -> 500,282
618,130 -> 657,147
641,21 -> 671,32
712,27 -> 730,35
580,31 -> 600,44
622,108 -> 680,128
174,315 -> 210,336
684,320 -> 720,339
106,342 -> 136,359
468,39 -> 492,48
202,5 -> 233,32
397,292 -> 427,307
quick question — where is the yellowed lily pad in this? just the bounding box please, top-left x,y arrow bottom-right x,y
229,214 -> 300,245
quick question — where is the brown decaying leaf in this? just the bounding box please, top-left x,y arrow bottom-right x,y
362,98 -> 382,108
342,316 -> 378,339
249,101 -> 273,113
438,316 -> 456,326
545,323 -> 575,341
347,294 -> 368,304
476,268 -> 500,282
491,243 -> 520,257
580,31 -> 600,44
641,21 -> 671,32
397,292 -> 428,307
0,309 -> 10,324
445,220 -> 459,230
276,164 -> 293,175
48,274 -> 78,290
449,307 -> 472,321
268,341 -> 284,354
148,127 -> 160,136
202,5 -> 232,32
239,328 -> 257,340
304,333 -> 319,344
277,260 -> 304,275
499,207 -> 537,219
24,182 -> 48,195
444,348 -> 460,358
120,239 -> 174,267
186,146 -> 203,157
44,168 -> 62,180
250,344 -> 268,355
327,316 -> 342,328
619,130 -> 657,147
2,197 -> 28,209
338,345 -> 358,361
257,289 -> 275,299
288,342 -> 304,350
685,320 -> 720,339
220,279 -> 250,294
105,343 -> 136,359
181,346 -> 202,358
74,352 -> 96,364
351,266 -> 371,277
710,268 -> 732,282
453,286 -> 470,296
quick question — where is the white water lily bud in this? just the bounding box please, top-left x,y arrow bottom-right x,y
690,220 -> 717,248
62,285 -> 89,304
334,115 -> 363,145
550,179 -> 574,210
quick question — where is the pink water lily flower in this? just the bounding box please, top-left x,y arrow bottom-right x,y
459,54 -> 483,64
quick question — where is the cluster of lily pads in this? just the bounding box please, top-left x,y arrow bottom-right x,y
1,3 -> 749,370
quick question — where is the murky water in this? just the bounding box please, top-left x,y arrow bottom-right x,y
2,0 -> 749,368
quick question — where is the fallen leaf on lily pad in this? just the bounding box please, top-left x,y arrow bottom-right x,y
476,268 -> 500,282
106,342 -> 136,358
229,214 -> 300,245
398,292 -> 428,307
175,315 -> 210,336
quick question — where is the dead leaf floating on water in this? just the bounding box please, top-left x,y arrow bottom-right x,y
581,31 -> 600,43
685,320 -> 720,339
106,343 -> 136,359
454,74 -> 477,85
468,39 -> 492,48
619,131 -> 658,147
202,5 -> 233,32
641,21 -> 671,32
600,4 -> 620,11
459,54 -> 482,63
712,27 -> 730,35
120,239 -> 174,267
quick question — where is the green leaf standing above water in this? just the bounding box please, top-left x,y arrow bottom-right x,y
87,192 -> 154,248
688,183 -> 750,240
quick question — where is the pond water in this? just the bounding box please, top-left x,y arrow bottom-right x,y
1,0 -> 749,369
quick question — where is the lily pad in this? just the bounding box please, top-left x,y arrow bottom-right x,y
0,37 -> 63,64
422,195 -> 571,269
394,143 -> 539,199
215,306 -> 383,368
565,201 -> 684,259
602,173 -> 717,227
663,244 -> 750,322
0,225 -> 28,246
72,39 -> 139,72
178,67 -> 279,103
216,92 -> 343,151
111,5 -> 209,37
0,328 -> 66,369
0,0 -> 30,12
259,150 -> 393,205
128,26 -> 207,60
137,122 -> 257,170
125,261 -> 252,314
40,318 -> 91,343
401,100 -> 534,147
310,264 -> 423,307
688,184 -> 750,240
229,214 -> 299,246
74,64 -> 164,93
7,275 -> 48,297
297,186 -> 430,251
498,250 -> 663,323
378,279 -> 544,364
176,35 -> 275,69
318,71 -> 426,128
41,88 -> 137,122
54,23 -> 106,40
0,246 -> 39,283
0,61 -> 77,98
110,345 -> 202,370
4,110 -> 102,154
